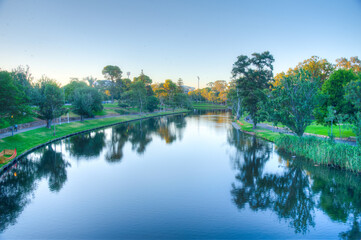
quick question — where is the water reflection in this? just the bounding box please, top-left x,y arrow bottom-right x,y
67,131 -> 106,160
228,127 -> 361,237
0,114 -> 187,233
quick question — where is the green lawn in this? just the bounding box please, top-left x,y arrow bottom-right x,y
260,120 -> 355,138
0,116 -> 36,129
0,109 -> 189,168
193,103 -> 228,110
237,118 -> 280,142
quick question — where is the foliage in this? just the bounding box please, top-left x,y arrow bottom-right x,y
127,80 -> 147,113
102,65 -> 123,100
336,56 -> 361,73
232,51 -> 274,128
275,135 -> 361,172
72,87 -> 103,120
315,69 -> 357,124
0,71 -> 32,128
270,70 -> 320,136
146,96 -> 159,112
63,78 -> 88,102
36,77 -> 65,128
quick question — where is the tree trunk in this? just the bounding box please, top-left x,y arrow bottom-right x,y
47,119 -> 52,129
81,115 -> 84,122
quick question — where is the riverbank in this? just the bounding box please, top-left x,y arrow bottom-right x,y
0,110 -> 189,171
193,103 -> 229,110
235,118 -> 361,173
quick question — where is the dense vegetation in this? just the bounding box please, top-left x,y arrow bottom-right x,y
229,54 -> 361,171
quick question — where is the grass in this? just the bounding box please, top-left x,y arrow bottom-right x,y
276,135 -> 361,172
0,116 -> 36,129
236,118 -> 280,142
237,116 -> 361,172
260,120 -> 355,138
193,103 -> 228,110
0,109 -> 189,168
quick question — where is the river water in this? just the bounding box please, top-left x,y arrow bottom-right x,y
0,110 -> 360,239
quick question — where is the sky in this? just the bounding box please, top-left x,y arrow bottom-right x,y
0,0 -> 360,88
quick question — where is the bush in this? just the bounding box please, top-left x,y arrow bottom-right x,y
275,135 -> 361,172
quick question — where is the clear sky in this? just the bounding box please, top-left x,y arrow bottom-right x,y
0,0 -> 360,88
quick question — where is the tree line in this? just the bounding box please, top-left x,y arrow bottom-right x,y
0,65 -> 196,130
229,53 -> 361,143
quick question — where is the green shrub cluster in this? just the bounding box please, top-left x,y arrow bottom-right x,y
275,135 -> 361,172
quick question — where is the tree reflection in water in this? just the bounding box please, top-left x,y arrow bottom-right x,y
67,131 -> 106,160
228,127 -> 361,236
0,114 -> 187,233
0,143 -> 70,232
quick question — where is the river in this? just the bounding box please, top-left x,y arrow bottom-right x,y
0,110 -> 360,239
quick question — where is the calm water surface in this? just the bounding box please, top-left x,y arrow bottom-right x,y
1,111 -> 361,239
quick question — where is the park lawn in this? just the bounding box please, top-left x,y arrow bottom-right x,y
193,103 -> 228,110
260,120 -> 355,138
237,117 -> 280,142
0,115 -> 36,129
0,109 -> 189,168
103,102 -> 119,108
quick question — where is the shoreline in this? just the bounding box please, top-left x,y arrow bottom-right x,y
0,110 -> 189,173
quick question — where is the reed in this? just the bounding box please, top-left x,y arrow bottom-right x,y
275,135 -> 361,172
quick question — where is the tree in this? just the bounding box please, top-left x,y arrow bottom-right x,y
270,70 -> 320,137
336,56 -> 361,73
72,87 -> 103,121
345,78 -> 361,144
63,78 -> 88,102
232,51 -> 274,128
163,79 -> 177,108
102,65 -> 122,101
146,96 -> 159,112
128,80 -> 147,114
315,69 -> 357,124
83,76 -> 97,87
0,71 -> 31,133
36,77 -> 65,128
293,56 -> 334,83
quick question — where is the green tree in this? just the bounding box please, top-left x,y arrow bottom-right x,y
315,69 -> 357,124
146,96 -> 159,112
270,70 -> 320,137
36,77 -> 65,128
128,80 -> 147,114
345,78 -> 361,144
0,71 -> 31,133
232,51 -> 274,128
63,78 -> 88,102
72,87 -> 103,121
102,65 -> 122,101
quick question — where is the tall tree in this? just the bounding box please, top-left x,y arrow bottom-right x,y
314,69 -> 357,124
72,87 -> 103,121
232,51 -> 274,128
36,77 -> 65,128
336,56 -> 361,73
0,71 -> 31,131
270,70 -> 320,137
102,65 -> 122,101
128,80 -> 147,114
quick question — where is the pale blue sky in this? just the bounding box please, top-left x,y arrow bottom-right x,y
0,0 -> 360,87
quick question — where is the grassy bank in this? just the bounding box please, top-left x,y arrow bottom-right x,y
236,117 -> 361,172
0,110 -> 189,168
276,135 -> 361,172
236,118 -> 280,142
193,103 -> 228,110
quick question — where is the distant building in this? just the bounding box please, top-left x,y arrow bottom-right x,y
181,85 -> 195,94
